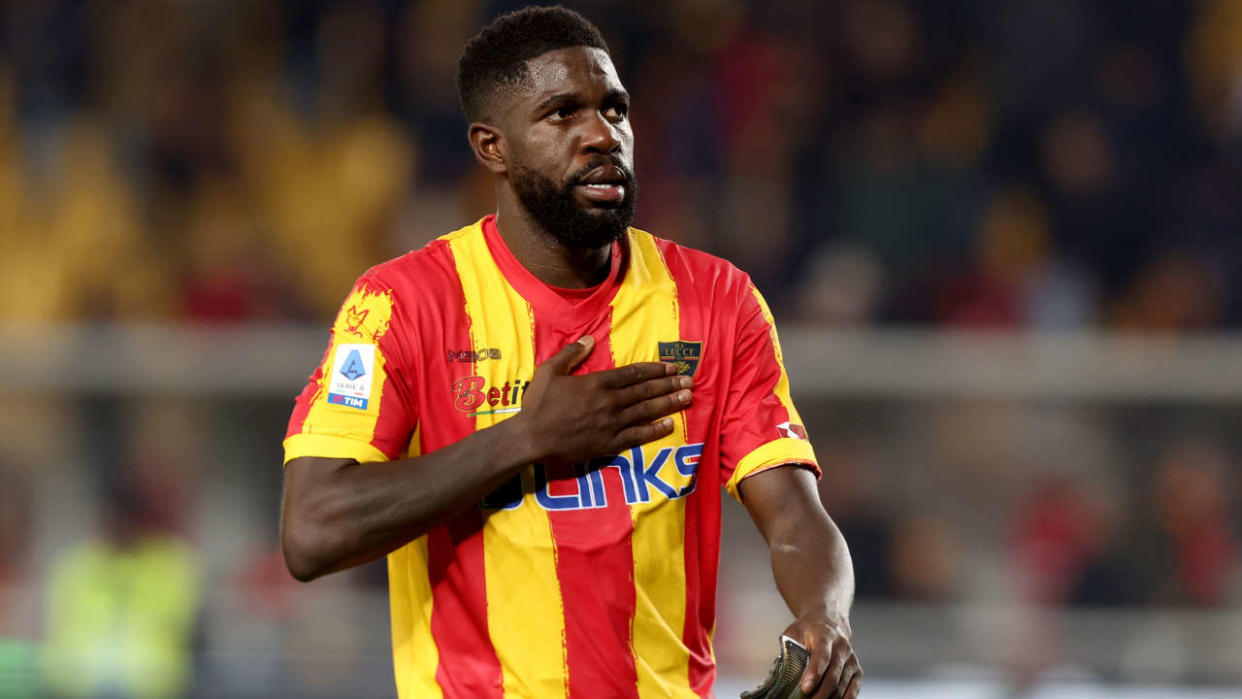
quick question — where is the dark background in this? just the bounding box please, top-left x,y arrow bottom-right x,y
2,1 -> 1240,696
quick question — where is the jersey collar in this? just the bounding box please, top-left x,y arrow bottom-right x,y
481,214 -> 627,319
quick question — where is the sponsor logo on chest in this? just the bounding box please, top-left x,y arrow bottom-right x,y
479,443 -> 705,512
450,375 -> 531,416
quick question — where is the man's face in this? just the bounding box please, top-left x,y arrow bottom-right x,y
500,47 -> 637,249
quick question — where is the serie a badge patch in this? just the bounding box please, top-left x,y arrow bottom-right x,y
328,343 -> 376,410
658,341 -> 703,376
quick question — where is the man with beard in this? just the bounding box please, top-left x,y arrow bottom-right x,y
280,7 -> 859,699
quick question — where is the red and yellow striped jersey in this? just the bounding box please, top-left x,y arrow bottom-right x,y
284,216 -> 818,698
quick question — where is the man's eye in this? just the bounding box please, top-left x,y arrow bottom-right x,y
550,106 -> 575,120
606,104 -> 629,120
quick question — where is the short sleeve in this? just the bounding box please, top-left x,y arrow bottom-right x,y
719,282 -> 819,499
283,275 -> 419,465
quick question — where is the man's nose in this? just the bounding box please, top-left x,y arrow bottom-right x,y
581,110 -> 622,154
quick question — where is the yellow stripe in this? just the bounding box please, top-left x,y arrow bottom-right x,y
288,283 -> 396,463
388,539 -> 440,699
282,433 -> 388,464
388,426 -> 441,699
449,223 -> 568,699
610,229 -> 696,698
725,438 -> 818,499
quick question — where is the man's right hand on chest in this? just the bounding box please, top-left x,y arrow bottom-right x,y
511,335 -> 692,468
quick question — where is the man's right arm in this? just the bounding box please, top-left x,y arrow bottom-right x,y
280,335 -> 693,581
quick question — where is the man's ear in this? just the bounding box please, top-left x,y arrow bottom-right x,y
468,123 -> 507,175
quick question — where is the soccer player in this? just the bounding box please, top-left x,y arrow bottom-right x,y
280,7 -> 860,699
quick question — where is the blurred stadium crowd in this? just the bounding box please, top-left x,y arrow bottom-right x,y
2,0 -> 1242,327
3,0 -> 1242,695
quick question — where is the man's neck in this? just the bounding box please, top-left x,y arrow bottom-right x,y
493,195 -> 613,289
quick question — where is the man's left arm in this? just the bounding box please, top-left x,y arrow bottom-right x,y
739,465 -> 861,699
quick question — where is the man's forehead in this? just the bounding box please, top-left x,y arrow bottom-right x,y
522,46 -> 622,99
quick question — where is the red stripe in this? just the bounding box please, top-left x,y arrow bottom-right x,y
681,467 -> 719,697
658,239 -> 720,696
285,360 -> 324,439
731,287 -> 795,459
425,245 -> 504,699
428,514 -> 502,698
370,302 -> 419,460
533,311 -> 640,698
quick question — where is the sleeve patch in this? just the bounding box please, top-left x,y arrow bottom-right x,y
335,285 -> 394,342
327,344 -> 376,410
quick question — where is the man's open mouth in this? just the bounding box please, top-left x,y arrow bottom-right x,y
577,182 -> 625,202
575,165 -> 628,204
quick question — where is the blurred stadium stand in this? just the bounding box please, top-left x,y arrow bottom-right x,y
2,0 -> 1242,696
3,328 -> 1241,696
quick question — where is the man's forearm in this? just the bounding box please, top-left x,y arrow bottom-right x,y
768,510 -> 855,628
741,466 -> 861,697
281,416 -> 535,581
740,466 -> 855,626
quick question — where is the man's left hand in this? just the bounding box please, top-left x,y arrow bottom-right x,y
784,614 -> 861,699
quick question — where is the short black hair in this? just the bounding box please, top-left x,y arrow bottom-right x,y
457,5 -> 609,123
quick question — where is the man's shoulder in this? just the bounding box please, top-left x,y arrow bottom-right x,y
359,222 -> 482,296
630,228 -> 752,294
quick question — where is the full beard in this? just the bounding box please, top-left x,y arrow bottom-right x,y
510,159 -> 638,249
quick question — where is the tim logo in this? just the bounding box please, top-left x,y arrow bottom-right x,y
479,443 -> 704,512
658,341 -> 702,376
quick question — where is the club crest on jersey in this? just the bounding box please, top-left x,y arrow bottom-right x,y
327,343 -> 375,410
658,341 -> 702,376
